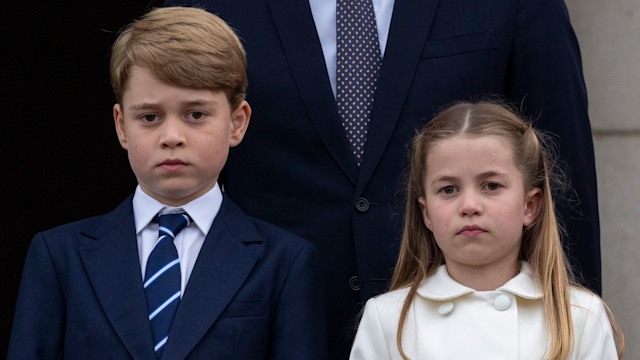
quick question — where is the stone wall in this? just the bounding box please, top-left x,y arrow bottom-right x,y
565,0 -> 640,357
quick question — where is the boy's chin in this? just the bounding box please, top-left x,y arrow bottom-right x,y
142,186 -> 206,207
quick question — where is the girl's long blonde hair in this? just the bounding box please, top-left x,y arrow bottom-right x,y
390,101 -> 623,359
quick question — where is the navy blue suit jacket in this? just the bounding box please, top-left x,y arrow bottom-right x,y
165,0 -> 601,357
8,195 -> 327,359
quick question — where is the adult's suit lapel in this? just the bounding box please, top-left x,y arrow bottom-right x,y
268,0 -> 441,188
357,0 -> 440,191
78,197 -> 156,360
162,197 -> 261,359
267,0 -> 359,183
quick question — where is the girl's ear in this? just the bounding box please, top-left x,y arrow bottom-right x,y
418,196 -> 432,230
229,100 -> 251,147
523,188 -> 543,227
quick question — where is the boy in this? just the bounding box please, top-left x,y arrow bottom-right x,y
8,7 -> 327,359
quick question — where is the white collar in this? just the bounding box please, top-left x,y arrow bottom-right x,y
416,262 -> 543,301
132,183 -> 223,236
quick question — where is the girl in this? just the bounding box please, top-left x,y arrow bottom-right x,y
349,101 -> 623,359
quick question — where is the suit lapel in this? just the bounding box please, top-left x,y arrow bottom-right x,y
268,0 -> 441,187
79,197 -> 155,360
357,0 -> 441,191
162,197 -> 261,359
267,0 -> 359,183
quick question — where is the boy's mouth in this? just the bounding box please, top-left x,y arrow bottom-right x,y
158,159 -> 188,170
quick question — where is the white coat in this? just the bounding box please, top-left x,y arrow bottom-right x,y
350,264 -> 618,359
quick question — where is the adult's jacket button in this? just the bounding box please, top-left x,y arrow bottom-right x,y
348,276 -> 360,291
355,198 -> 369,212
493,294 -> 511,311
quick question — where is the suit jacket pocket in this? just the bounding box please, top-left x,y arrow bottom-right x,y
220,299 -> 269,318
422,30 -> 496,59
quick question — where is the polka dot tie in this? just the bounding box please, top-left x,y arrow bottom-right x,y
337,0 -> 382,165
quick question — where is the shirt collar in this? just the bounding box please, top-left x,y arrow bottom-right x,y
416,262 -> 542,300
132,183 -> 223,236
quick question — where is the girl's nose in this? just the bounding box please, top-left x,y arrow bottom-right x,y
459,190 -> 483,216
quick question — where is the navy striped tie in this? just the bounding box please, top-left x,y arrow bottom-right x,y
144,212 -> 191,357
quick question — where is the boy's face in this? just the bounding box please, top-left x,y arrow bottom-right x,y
113,66 -> 250,206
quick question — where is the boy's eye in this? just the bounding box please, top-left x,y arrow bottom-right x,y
142,114 -> 158,122
189,111 -> 206,120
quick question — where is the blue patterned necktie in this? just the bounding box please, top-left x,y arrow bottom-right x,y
144,212 -> 191,357
337,0 -> 382,165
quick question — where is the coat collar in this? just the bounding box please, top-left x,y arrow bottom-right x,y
417,263 -> 543,301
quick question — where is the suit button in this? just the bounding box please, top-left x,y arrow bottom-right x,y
348,276 -> 360,291
355,198 -> 369,212
493,294 -> 511,311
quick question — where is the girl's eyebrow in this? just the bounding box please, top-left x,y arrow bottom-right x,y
430,175 -> 458,186
476,171 -> 507,180
430,171 -> 507,185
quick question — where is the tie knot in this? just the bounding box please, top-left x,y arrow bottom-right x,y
156,212 -> 192,239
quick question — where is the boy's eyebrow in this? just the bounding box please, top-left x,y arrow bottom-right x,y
129,102 -> 159,111
128,99 -> 219,111
183,99 -> 219,107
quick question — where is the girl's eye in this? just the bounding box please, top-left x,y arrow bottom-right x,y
440,186 -> 456,195
486,182 -> 501,191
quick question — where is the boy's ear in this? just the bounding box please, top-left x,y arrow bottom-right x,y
229,100 -> 251,147
523,188 -> 543,227
113,103 -> 129,150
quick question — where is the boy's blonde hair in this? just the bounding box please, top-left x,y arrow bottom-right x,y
110,7 -> 247,109
389,101 -> 623,359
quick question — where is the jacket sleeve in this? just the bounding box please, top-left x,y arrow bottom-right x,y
571,291 -> 619,359
349,298 -> 392,360
510,0 -> 601,293
8,233 -> 65,359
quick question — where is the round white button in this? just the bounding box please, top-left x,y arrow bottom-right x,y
493,294 -> 511,311
438,302 -> 454,316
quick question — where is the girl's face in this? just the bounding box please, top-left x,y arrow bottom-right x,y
418,135 -> 541,280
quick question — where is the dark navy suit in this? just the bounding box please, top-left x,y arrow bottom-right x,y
164,0 -> 601,357
8,195 -> 327,359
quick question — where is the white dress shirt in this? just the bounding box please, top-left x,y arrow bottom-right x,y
309,0 -> 395,97
350,263 -> 618,359
133,183 -> 222,296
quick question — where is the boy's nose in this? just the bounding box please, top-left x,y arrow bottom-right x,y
160,118 -> 186,148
